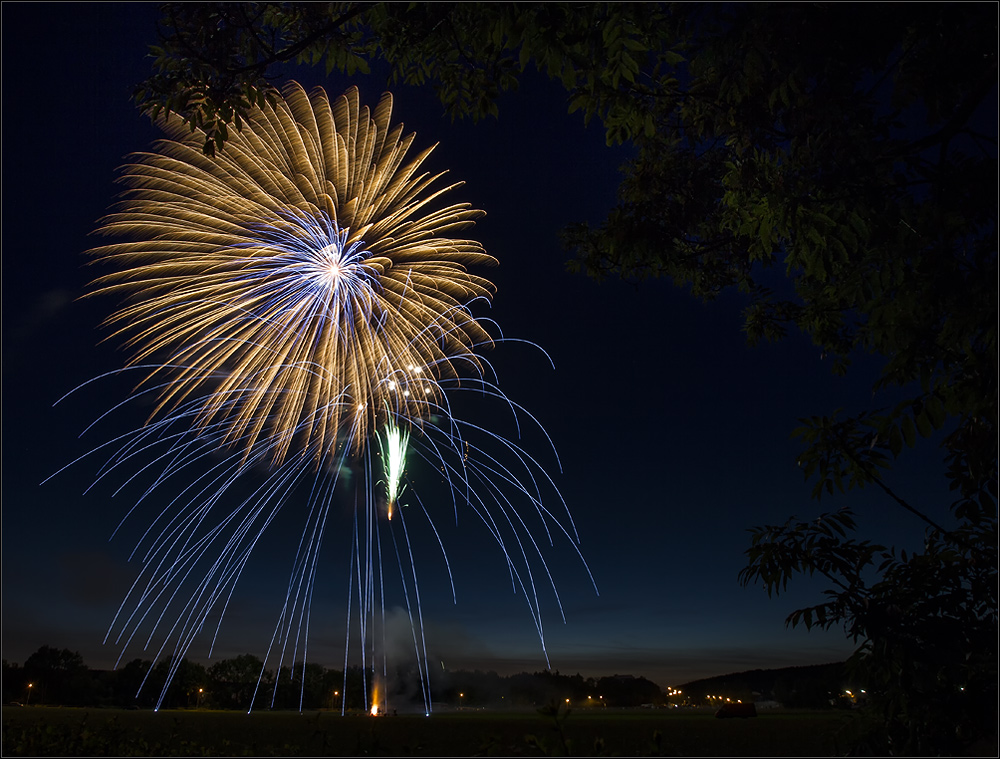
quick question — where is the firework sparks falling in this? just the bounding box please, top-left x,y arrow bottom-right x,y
380,418 -> 410,521
56,82 -> 597,712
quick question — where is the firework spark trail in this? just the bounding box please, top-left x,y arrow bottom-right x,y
131,446 -> 307,668
106,399 -> 322,600
107,380 -> 572,708
384,509 -> 426,713
351,493 -> 373,711
415,498 -> 457,604
341,517 -> 355,716
260,469 -> 337,710
393,503 -> 434,714
63,361 -> 588,708
379,417 -> 410,521
52,352 -> 351,509
398,410 -> 600,664
106,431 -> 275,645
264,452 -> 345,710
372,449 -> 388,693
56,81 -> 595,711
394,366 -> 564,522
408,404 -> 582,563
95,398 -> 340,705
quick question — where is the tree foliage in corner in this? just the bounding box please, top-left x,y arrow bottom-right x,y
134,2 -> 674,154
135,3 -> 996,753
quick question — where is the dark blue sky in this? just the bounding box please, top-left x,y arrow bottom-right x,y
2,3 -> 955,688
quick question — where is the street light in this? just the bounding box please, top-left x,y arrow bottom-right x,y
197,687 -> 203,708
26,683 -> 33,706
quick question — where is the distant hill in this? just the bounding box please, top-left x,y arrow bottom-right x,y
680,662 -> 850,708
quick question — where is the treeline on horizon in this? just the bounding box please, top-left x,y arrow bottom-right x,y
3,645 -> 852,712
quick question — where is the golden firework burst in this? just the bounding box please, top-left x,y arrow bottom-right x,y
88,82 -> 497,464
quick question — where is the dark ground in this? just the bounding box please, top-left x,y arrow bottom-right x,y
3,705 -> 853,756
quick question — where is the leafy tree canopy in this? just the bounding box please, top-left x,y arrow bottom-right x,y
136,2 -> 996,437
23,645 -> 86,675
136,3 -> 996,753
208,653 -> 272,709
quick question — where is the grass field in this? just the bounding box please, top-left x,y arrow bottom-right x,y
3,705 -> 854,756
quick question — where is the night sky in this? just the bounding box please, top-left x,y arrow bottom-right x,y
2,4 -> 955,689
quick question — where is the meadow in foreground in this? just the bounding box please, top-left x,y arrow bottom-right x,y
3,705 -> 849,756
